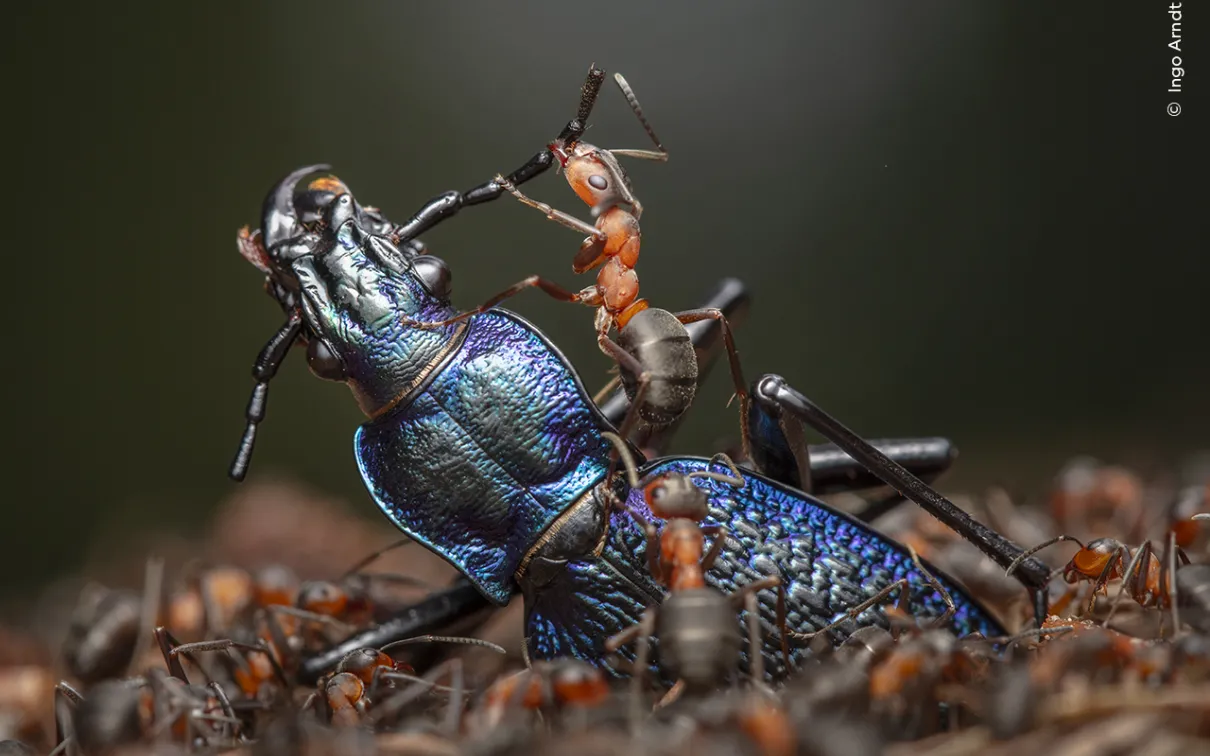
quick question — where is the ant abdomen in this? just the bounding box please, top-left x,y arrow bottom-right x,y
616,307 -> 698,426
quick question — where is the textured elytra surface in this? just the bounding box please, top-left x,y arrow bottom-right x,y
356,309 -> 616,605
524,457 -> 1004,682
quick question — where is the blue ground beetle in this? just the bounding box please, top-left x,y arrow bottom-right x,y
229,72 -> 1051,684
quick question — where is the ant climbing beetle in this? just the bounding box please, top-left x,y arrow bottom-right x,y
227,64 -> 1054,683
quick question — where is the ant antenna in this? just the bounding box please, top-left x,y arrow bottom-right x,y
601,431 -> 643,490
611,73 -> 668,161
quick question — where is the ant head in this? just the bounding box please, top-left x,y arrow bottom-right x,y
1064,537 -> 1125,582
643,474 -> 709,521
549,140 -> 638,221
296,580 -> 349,617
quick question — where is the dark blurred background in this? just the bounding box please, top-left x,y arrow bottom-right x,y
4,3 -> 1201,601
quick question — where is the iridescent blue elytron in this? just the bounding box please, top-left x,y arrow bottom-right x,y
241,167 -> 1004,683
522,457 -> 1000,679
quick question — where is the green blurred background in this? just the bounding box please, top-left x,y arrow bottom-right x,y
4,3 -> 1201,600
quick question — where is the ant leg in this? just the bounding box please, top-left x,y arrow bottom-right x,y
688,454 -> 747,488
699,525 -> 730,572
1005,535 -> 1087,577
1103,542 -> 1150,628
743,590 -> 765,686
751,375 -> 1054,623
592,374 -> 622,406
908,546 -> 956,629
494,175 -> 606,240
267,605 -> 354,635
1048,582 -> 1080,616
671,308 -> 749,431
155,626 -> 191,682
403,275 -> 589,330
208,681 -> 242,743
600,279 -> 750,452
339,538 -> 414,581
597,360 -> 653,487
628,608 -> 657,732
1082,549 -> 1126,617
53,682 -> 83,753
229,309 -> 303,481
443,659 -> 465,736
377,635 -> 506,656
605,620 -> 647,654
169,637 -> 290,688
127,556 -> 164,677
1164,531 -> 1181,637
786,580 -> 909,644
729,575 -> 788,672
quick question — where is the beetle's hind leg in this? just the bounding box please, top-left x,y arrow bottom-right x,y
748,374 -> 1051,629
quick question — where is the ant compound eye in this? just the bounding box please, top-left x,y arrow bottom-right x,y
588,175 -> 608,190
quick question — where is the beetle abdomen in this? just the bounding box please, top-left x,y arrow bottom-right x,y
616,308 -> 697,426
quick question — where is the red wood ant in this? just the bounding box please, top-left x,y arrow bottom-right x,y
475,659 -> 611,732
303,638 -> 500,731
598,431 -> 787,719
401,65 -> 751,448
1006,512 -> 1210,633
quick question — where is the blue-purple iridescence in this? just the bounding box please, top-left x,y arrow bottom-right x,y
524,457 -> 1004,681
356,310 -> 616,605
307,228 -> 1004,681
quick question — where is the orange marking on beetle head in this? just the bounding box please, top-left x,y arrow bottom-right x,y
308,176 -> 348,194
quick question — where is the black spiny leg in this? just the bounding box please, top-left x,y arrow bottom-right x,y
389,66 -> 607,247
229,309 -> 303,481
297,578 -> 493,685
749,373 -> 1052,627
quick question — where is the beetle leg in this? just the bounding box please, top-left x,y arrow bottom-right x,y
298,579 -> 492,685
749,374 -> 1052,628
388,68 -> 604,246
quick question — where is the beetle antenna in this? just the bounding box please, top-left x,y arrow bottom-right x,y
229,311 -> 303,481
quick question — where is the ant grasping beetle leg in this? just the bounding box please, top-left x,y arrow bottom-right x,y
228,67 -> 608,481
